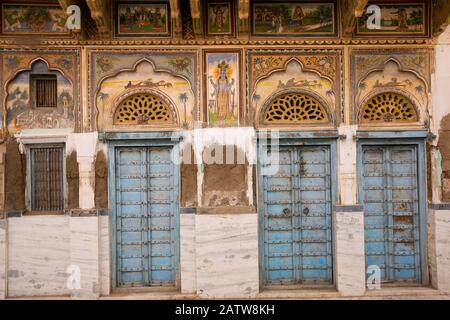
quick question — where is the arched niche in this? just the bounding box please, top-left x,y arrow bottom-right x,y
355,59 -> 429,127
96,59 -> 194,131
5,59 -> 75,134
251,59 -> 336,127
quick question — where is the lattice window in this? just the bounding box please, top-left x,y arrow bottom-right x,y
361,92 -> 418,123
114,93 -> 174,125
263,93 -> 328,124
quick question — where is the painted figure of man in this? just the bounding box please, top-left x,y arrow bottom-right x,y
210,61 -> 235,121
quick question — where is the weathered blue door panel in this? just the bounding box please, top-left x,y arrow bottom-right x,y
261,146 -> 333,285
115,146 -> 177,287
361,145 -> 421,283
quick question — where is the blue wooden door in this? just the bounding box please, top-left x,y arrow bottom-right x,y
115,146 -> 178,287
361,145 -> 421,283
261,146 -> 333,285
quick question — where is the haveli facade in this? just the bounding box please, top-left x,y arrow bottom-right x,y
0,0 -> 449,299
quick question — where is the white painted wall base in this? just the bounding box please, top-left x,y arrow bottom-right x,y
69,216 -> 100,299
334,209 -> 366,296
1,215 -> 109,299
100,215 -> 111,296
0,220 -> 6,299
7,216 -> 71,297
429,208 -> 450,294
180,214 -> 196,294
195,214 -> 259,298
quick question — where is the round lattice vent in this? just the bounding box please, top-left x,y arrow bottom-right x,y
114,93 -> 174,125
263,93 -> 328,124
361,92 -> 418,123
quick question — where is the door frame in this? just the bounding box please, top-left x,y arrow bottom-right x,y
355,130 -> 429,285
105,131 -> 182,290
256,130 -> 339,288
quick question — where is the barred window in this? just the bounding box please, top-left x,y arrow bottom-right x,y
30,146 -> 64,211
31,74 -> 58,108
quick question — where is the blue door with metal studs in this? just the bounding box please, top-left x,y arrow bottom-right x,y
361,145 -> 422,283
260,145 -> 333,285
114,146 -> 178,287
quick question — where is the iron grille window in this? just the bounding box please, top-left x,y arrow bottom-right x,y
30,146 -> 64,211
31,74 -> 58,108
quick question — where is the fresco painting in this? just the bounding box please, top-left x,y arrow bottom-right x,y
205,1 -> 233,36
205,51 -> 240,127
116,2 -> 170,36
96,60 -> 195,130
252,2 -> 336,36
1,3 -> 68,35
6,60 -> 75,133
357,3 -> 426,35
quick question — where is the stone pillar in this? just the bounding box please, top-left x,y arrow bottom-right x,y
69,133 -> 100,299
74,133 -> 97,210
180,211 -> 196,294
428,204 -> 450,294
195,213 -> 258,298
0,219 -> 6,299
77,157 -> 95,209
334,125 -> 366,296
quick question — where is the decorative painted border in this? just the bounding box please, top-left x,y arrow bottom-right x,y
34,38 -> 432,46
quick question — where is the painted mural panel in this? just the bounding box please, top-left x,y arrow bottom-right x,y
251,1 -> 337,37
350,49 -> 431,125
6,60 -> 74,133
115,1 -> 171,37
204,51 -> 241,127
357,2 -> 428,36
247,50 -> 342,127
89,50 -> 199,131
0,49 -> 80,135
204,0 -> 235,37
1,3 -> 69,35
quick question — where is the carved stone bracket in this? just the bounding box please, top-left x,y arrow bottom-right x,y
190,0 -> 202,37
433,0 -> 450,37
342,0 -> 368,37
86,0 -> 112,38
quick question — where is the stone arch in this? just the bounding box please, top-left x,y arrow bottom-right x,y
111,88 -> 179,127
358,90 -> 420,124
259,89 -> 333,126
